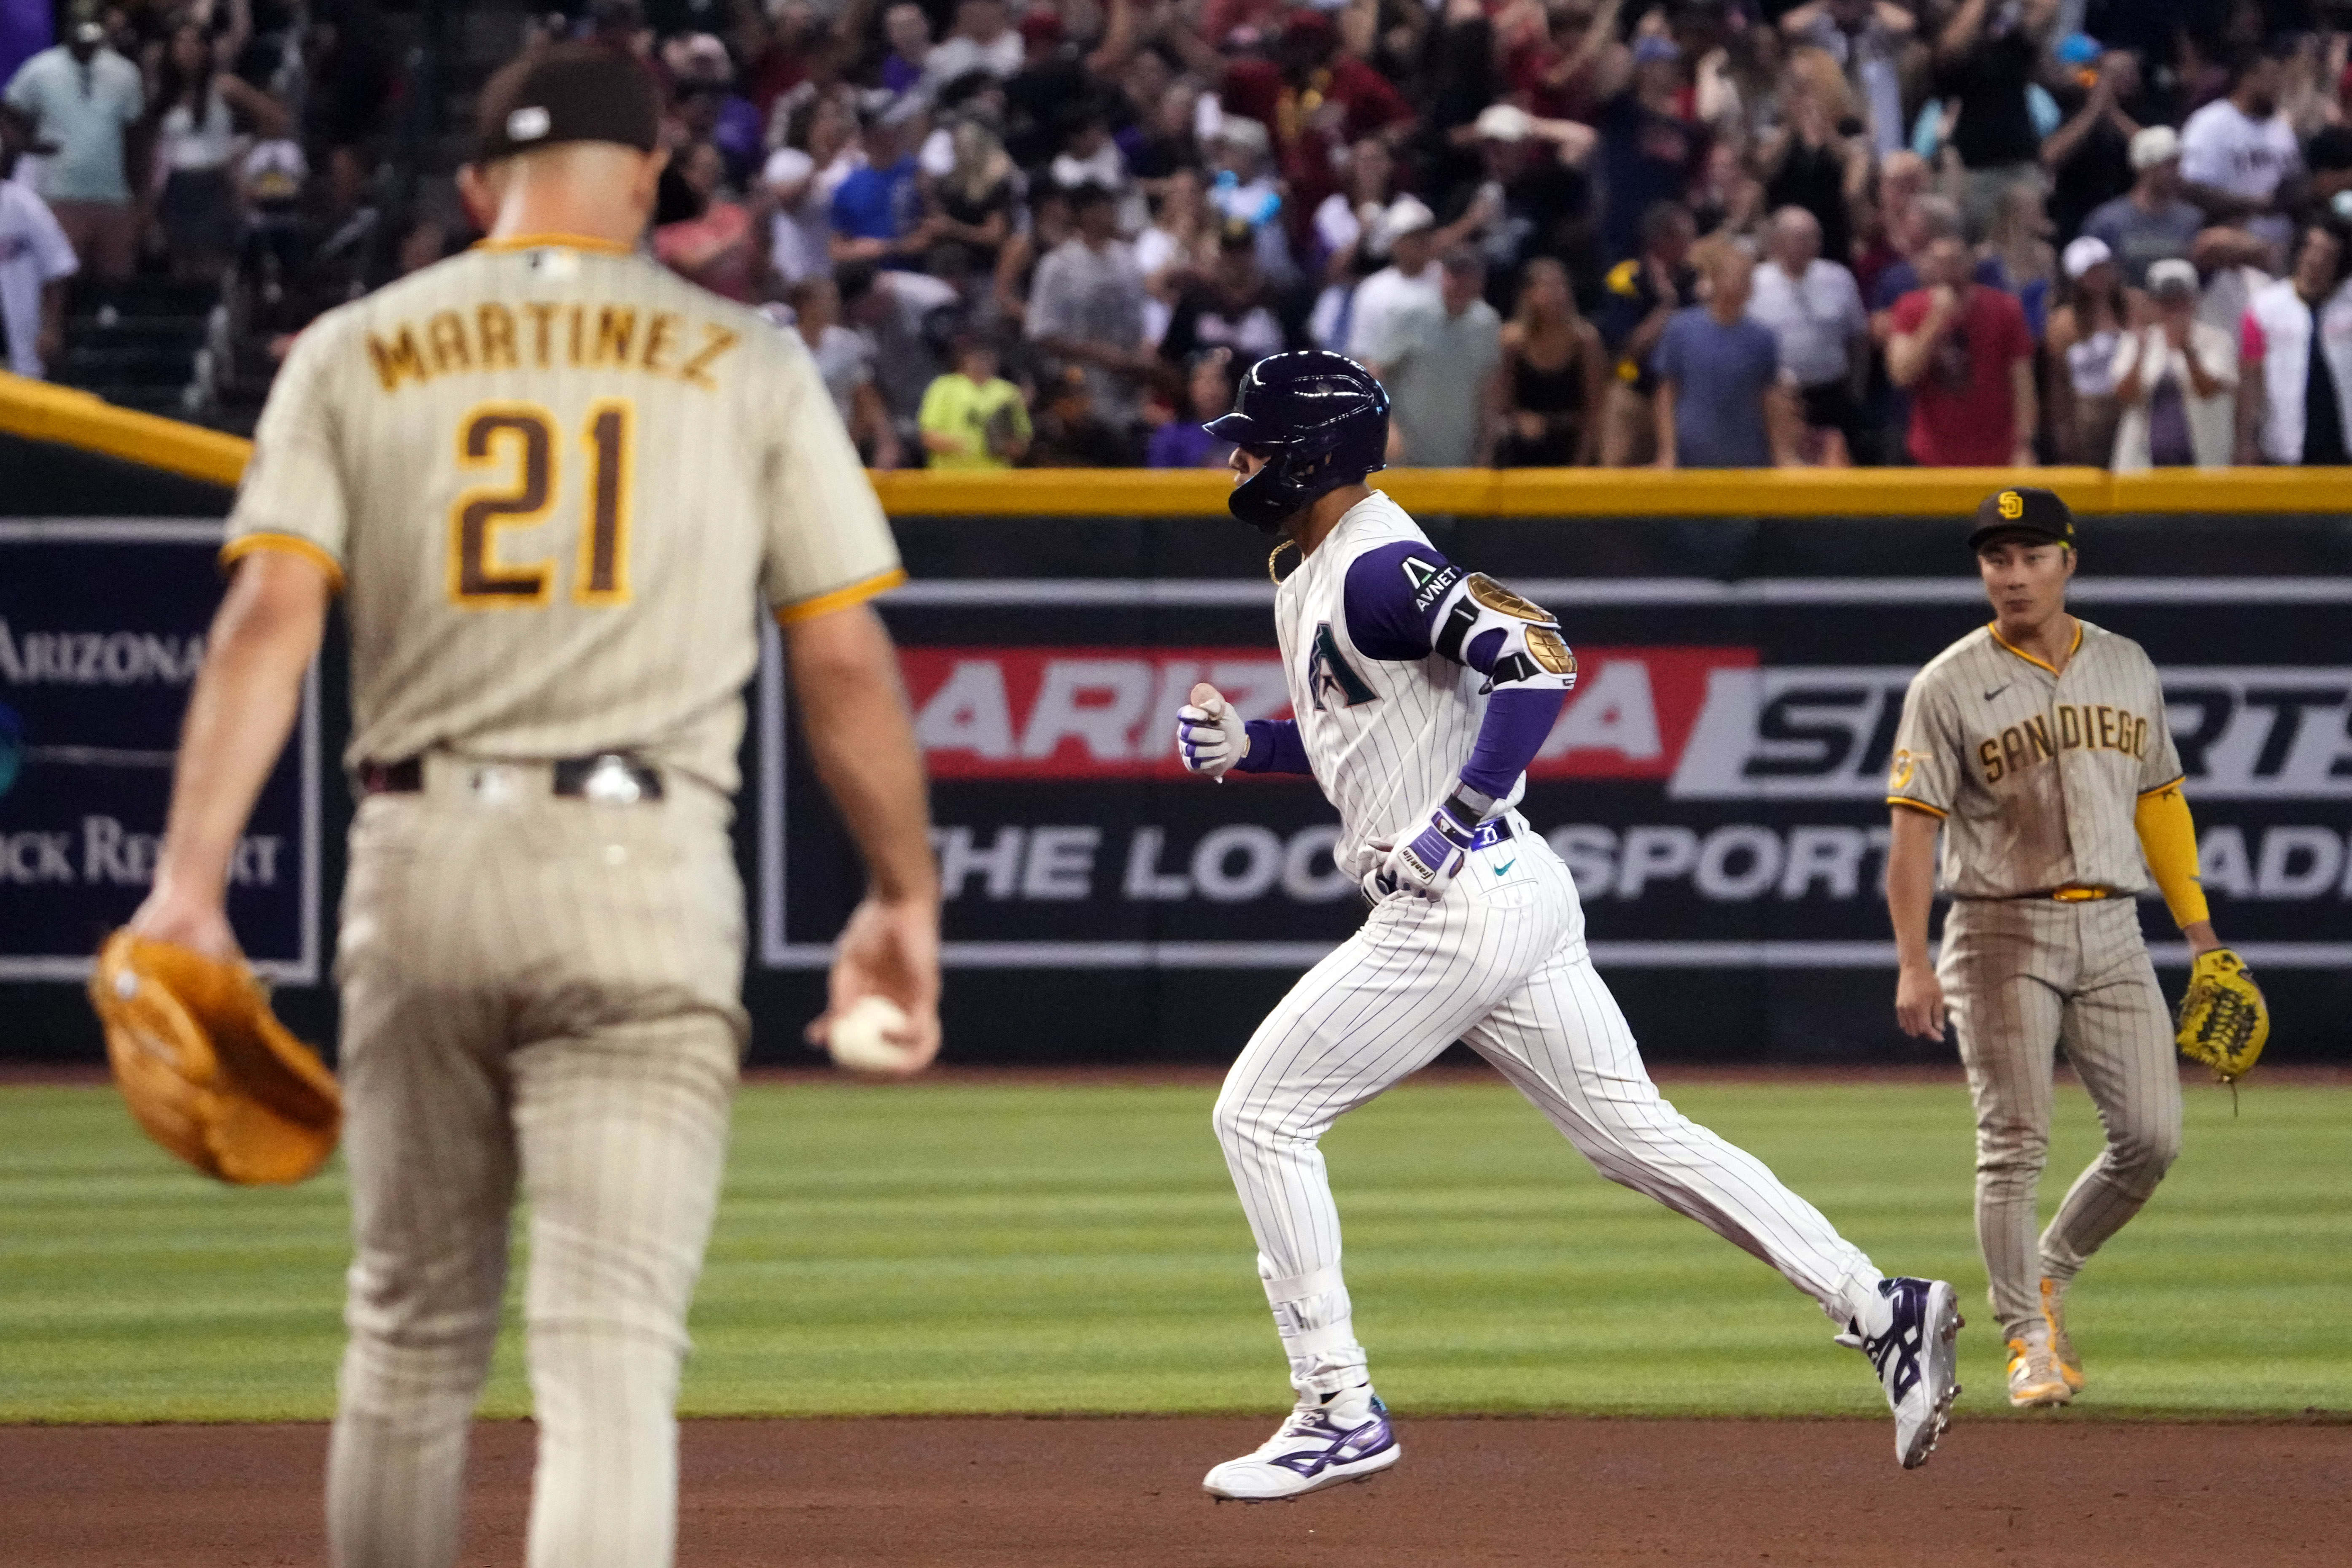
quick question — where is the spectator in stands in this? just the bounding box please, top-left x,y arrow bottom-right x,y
1026,181 -> 1151,432
4,5 -> 142,281
1757,47 -> 1867,272
0,101 -> 75,379
830,104 -> 927,268
1653,235 -> 1791,469
2041,38 -> 2145,245
1495,256 -> 1606,467
920,331 -> 1031,469
1138,165 -> 1213,346
993,181 -> 1073,329
1307,136 -> 1396,349
2043,235 -> 2130,466
2238,222 -> 2352,465
1205,116 -> 1293,284
1595,32 -> 1706,264
1852,148 -> 1928,302
148,18 -> 287,285
655,139 -> 758,301
1147,349 -> 1238,469
1344,194 -> 1441,378
2111,258 -> 2237,471
839,259 -> 958,439
921,111 -> 1017,295
762,92 -> 859,289
880,4 -> 932,96
1597,199 -> 1697,465
2181,41 -> 2302,258
1158,218 -> 1296,369
789,274 -> 903,471
1447,104 -> 1598,304
1980,181 -> 2058,340
1384,246 -> 1503,467
2082,126 -> 2203,287
1777,0 -> 1912,158
1932,0 -> 2058,239
1749,205 -> 1868,466
1887,233 -> 2038,467
925,0 -> 1024,91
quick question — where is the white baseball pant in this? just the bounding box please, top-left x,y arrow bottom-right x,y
1212,825 -> 1885,1394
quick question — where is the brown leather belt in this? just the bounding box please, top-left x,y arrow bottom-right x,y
358,754 -> 665,802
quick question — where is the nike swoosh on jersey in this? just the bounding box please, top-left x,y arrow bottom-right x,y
1493,859 -> 1516,875
1983,684 -> 2010,700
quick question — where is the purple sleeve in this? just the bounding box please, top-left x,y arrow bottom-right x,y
1342,541 -> 1460,661
1234,719 -> 1311,774
1460,688 -> 1569,798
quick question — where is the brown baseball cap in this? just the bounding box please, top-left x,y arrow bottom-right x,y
1968,486 -> 2077,552
475,43 -> 661,164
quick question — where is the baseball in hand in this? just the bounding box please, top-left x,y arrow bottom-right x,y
825,995 -> 922,1076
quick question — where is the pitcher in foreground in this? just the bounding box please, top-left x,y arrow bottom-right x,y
126,48 -> 940,1568
1175,350 -> 1960,1498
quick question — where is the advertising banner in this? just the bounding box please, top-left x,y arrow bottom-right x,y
758,575 -> 2352,976
0,521 -> 320,982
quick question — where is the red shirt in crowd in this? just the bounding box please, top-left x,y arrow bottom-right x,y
1889,284 -> 2034,466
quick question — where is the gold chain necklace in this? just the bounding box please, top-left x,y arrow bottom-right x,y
1267,539 -> 1299,584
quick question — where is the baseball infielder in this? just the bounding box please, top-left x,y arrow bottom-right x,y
1886,487 -> 2236,1409
125,48 -> 943,1568
1175,350 -> 1961,1499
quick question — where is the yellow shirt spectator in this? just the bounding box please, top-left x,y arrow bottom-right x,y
919,358 -> 1032,470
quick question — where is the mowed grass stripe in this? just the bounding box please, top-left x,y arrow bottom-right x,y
0,1078 -> 2342,1422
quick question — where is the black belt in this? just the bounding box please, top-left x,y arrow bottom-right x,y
358,754 -> 665,802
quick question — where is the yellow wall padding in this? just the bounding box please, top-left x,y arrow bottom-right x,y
0,372 -> 250,489
8,372 -> 2349,518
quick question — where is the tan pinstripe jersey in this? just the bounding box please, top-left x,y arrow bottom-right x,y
223,234 -> 903,794
1887,620 -> 2183,900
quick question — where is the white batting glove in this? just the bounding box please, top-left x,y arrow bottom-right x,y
1176,681 -> 1249,781
1376,781 -> 1500,901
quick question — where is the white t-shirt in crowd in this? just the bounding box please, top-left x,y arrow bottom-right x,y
2180,98 -> 2299,203
1344,261 -> 1443,368
922,30 -> 1023,87
0,178 -> 78,376
764,143 -> 863,285
1746,256 -> 1867,388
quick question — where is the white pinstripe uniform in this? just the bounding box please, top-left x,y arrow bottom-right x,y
1211,493 -> 1891,1400
1888,620 -> 2183,1345
224,235 -> 903,1568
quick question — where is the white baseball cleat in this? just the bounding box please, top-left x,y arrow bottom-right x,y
1839,1276 -> 1964,1469
1203,1386 -> 1401,1502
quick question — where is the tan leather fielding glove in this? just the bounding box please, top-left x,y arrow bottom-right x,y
88,930 -> 342,1185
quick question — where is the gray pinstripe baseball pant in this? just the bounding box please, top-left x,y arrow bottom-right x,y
1939,897 -> 2180,1343
327,765 -> 747,1568
1212,830 -> 1882,1396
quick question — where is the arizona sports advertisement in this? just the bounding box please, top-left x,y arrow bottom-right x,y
758,573 -> 2352,996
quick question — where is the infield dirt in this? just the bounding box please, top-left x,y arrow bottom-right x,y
4,1415 -> 2345,1566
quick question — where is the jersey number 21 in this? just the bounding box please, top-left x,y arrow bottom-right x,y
448,399 -> 633,608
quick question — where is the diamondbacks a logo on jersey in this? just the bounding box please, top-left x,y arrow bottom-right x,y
1400,555 -> 1461,615
1306,623 -> 1378,711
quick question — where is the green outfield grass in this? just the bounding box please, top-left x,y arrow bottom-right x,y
0,1075 -> 2344,1423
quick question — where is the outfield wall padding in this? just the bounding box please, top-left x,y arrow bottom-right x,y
2,379 -> 2347,1064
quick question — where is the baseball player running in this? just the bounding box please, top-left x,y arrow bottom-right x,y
1175,350 -> 1961,1499
124,47 -> 941,1568
1884,488 -> 2244,1409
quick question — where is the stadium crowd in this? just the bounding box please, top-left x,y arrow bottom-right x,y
9,0 -> 2352,470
